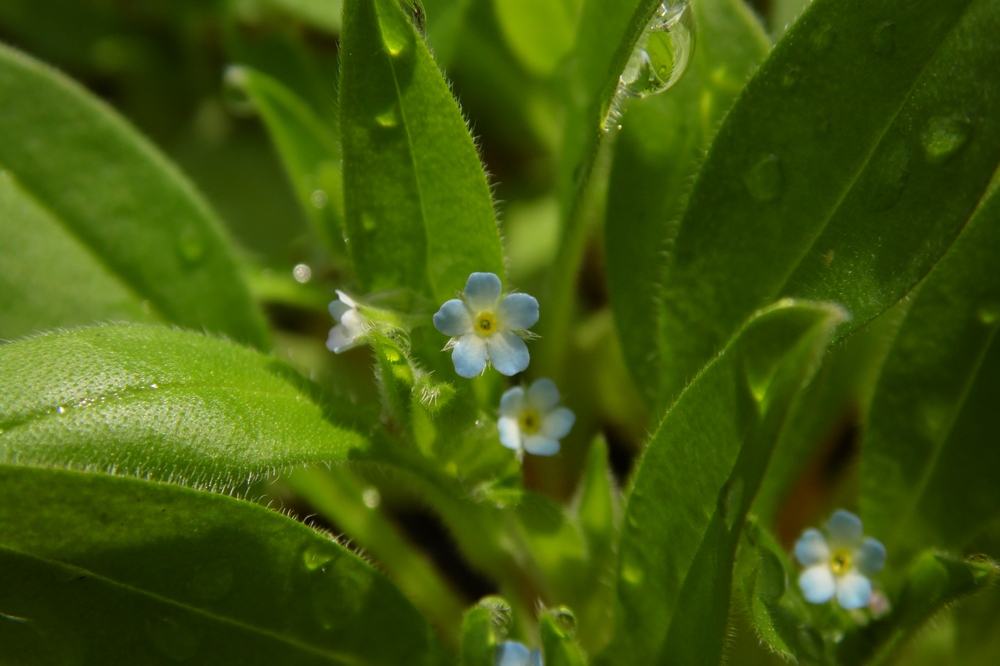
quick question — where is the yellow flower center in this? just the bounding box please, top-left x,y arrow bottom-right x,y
475,312 -> 497,336
830,549 -> 851,575
519,409 -> 541,434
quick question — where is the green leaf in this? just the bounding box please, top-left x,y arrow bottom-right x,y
837,552 -> 999,665
460,596 -> 511,666
258,0 -> 344,32
339,0 -> 504,303
494,0 -> 582,77
226,65 -> 346,257
539,607 -> 588,666
606,300 -> 845,664
0,325 -> 365,487
643,0 -> 1000,408
0,464 -> 448,666
861,186 -> 1000,564
0,43 -> 270,349
604,0 -> 770,406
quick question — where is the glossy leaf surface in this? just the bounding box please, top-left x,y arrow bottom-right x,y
0,43 -> 269,349
607,301 -> 844,663
605,0 -> 771,405
0,465 -> 448,666
0,325 -> 366,487
861,187 -> 1000,564
340,0 -> 504,303
627,0 -> 1000,408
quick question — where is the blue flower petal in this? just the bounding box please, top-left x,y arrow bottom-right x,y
524,435 -> 560,456
434,299 -> 473,336
855,537 -> 887,576
487,331 -> 530,376
465,272 -> 503,311
527,378 -> 560,411
541,407 -> 575,440
498,293 -> 539,331
500,386 -> 525,416
836,571 -> 873,610
827,510 -> 864,547
528,649 -> 543,666
451,333 -> 489,377
798,564 -> 836,604
498,416 -> 521,451
794,528 -> 830,567
496,641 -> 531,666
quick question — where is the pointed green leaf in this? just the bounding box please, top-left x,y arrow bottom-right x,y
607,301 -> 845,664
861,187 -> 1000,563
604,0 -> 770,405
340,0 -> 504,302
0,325 -> 366,486
0,465 -> 448,666
646,0 -> 1000,408
227,65 -> 346,256
0,43 -> 269,349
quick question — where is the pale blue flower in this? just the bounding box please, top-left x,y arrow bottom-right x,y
795,509 -> 887,610
327,290 -> 367,353
433,272 -> 539,377
495,641 -> 543,666
497,378 -> 575,458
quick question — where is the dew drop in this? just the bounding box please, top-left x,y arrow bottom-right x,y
549,607 -> 577,638
861,141 -> 910,212
362,486 -> 381,509
311,189 -> 329,209
617,2 -> 695,99
721,477 -> 744,531
377,6 -> 411,57
744,153 -> 784,203
375,108 -> 398,128
977,304 -> 1000,325
872,21 -> 896,56
292,263 -> 312,284
811,24 -> 834,52
620,555 -> 645,586
221,66 -> 255,117
921,401 -> 949,438
176,228 -> 207,265
921,113 -> 971,164
781,66 -> 801,88
302,546 -> 333,571
362,213 -> 378,232
56,406 -> 66,414
145,616 -> 201,662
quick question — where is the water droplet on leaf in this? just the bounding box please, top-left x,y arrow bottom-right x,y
872,22 -> 896,56
221,66 -> 254,117
292,264 -> 312,284
618,2 -> 695,98
377,5 -> 411,56
362,214 -> 378,232
921,113 -> 971,164
549,607 -> 577,638
811,24 -> 834,51
744,153 -> 784,203
362,487 -> 381,508
721,477 -> 744,530
375,108 -> 398,128
311,189 -> 329,209
978,304 -> 1000,325
781,66 -> 801,88
177,228 -> 206,265
302,546 -> 333,571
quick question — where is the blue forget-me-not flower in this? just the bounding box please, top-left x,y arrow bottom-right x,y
433,272 -> 539,378
498,378 -> 575,458
495,641 -> 543,666
795,509 -> 887,610
327,290 -> 368,354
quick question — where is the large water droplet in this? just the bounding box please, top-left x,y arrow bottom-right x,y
311,189 -> 329,209
292,263 -> 312,283
145,616 -> 201,662
176,228 -> 206,265
221,66 -> 255,117
861,141 -> 910,212
744,153 -> 784,203
721,477 -> 744,531
377,3 -> 411,56
375,108 -> 398,128
618,2 -> 695,99
781,66 -> 801,88
302,546 -> 333,571
921,113 -> 971,164
362,213 -> 378,232
549,607 -> 578,638
978,304 -> 1000,325
872,22 -> 896,56
309,555 -> 370,631
362,486 -> 381,509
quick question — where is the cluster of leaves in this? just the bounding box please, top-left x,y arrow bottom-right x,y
2,0 -> 1000,664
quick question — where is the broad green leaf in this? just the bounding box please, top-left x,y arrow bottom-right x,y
340,0 -> 504,303
0,465 -> 448,666
226,66 -> 346,256
606,301 -> 845,664
861,187 -> 1000,564
0,325 -> 365,487
288,467 -> 466,639
645,0 -> 1000,408
604,0 -> 770,406
0,43 -> 270,349
837,552 -> 998,665
539,607 -> 587,666
493,0 -> 582,77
